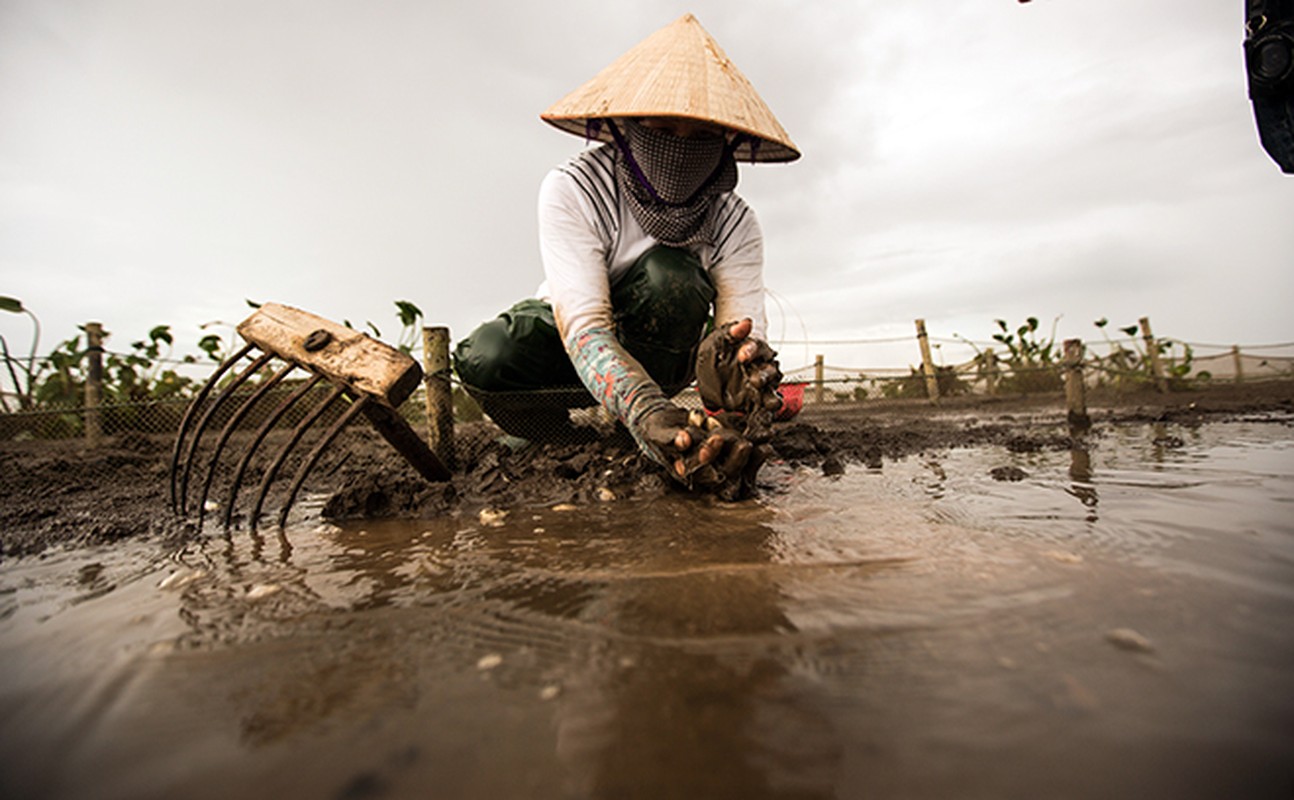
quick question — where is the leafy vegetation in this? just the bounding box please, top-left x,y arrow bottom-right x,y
0,296 -> 41,413
987,316 -> 1063,394
1,297 -> 430,438
952,315 -> 1212,397
1090,318 -> 1211,390
0,297 -> 1226,440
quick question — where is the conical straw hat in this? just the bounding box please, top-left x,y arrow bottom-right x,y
541,13 -> 800,163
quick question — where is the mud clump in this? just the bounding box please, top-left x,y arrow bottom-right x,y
2,379 -> 1292,557
990,466 -> 1029,482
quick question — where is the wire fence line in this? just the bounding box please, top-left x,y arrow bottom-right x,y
3,317 -> 1293,444
775,334 -> 1294,372
772,335 -> 1294,351
777,318 -> 1294,404
783,347 -> 1294,380
13,335 -> 1294,377
14,328 -> 1294,384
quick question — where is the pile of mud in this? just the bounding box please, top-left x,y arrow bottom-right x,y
2,379 -> 1291,559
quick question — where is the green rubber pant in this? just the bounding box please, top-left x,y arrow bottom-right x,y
453,246 -> 715,436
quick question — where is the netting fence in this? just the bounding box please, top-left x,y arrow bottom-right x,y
3,318 -> 1293,452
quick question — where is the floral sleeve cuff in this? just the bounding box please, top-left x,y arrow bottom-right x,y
565,328 -> 673,464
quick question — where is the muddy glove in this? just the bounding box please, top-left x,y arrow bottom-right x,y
695,318 -> 783,442
566,326 -> 766,499
637,405 -> 765,500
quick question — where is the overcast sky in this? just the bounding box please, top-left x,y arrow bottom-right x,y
2,0 -> 1290,378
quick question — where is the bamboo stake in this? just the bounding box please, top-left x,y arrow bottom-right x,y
84,322 -> 103,445
814,354 -> 825,404
1232,345 -> 1244,384
421,326 -> 455,471
1063,338 -> 1090,430
1139,316 -> 1168,393
984,347 -> 998,396
915,319 -> 939,404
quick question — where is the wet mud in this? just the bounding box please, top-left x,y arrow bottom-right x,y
2,379 -> 1292,559
2,381 -> 1293,799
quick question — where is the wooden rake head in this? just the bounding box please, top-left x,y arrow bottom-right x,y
169,302 -> 450,531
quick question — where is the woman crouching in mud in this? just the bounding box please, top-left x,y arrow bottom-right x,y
453,14 -> 800,500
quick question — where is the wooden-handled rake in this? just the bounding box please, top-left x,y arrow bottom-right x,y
169,302 -> 450,531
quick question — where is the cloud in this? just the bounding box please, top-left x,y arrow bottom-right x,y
1,0 -> 1289,380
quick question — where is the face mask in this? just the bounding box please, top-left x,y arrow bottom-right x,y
623,119 -> 728,204
606,118 -> 740,246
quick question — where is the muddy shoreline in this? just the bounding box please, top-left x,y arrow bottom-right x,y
3,380 -> 1292,560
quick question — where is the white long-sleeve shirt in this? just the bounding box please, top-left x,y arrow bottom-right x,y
536,144 -> 767,346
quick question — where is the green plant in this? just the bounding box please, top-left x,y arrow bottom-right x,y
393,300 -> 423,355
336,300 -> 424,356
2,297 -> 435,438
2,298 -> 217,437
104,325 -> 201,404
1090,319 -> 1140,388
0,299 -> 99,428
0,296 -> 42,412
1091,318 -> 1211,390
1163,342 -> 1211,387
32,332 -> 85,409
990,316 -> 1062,393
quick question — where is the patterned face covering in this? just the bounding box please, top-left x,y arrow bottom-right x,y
610,119 -> 739,246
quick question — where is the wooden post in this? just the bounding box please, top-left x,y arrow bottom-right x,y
813,354 -> 825,404
915,319 -> 939,404
1063,338 -> 1090,430
421,326 -> 455,471
1231,345 -> 1244,384
1139,316 -> 1168,393
984,347 -> 998,396
84,322 -> 104,445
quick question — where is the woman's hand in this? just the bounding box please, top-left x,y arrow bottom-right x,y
636,405 -> 765,500
695,318 -> 783,440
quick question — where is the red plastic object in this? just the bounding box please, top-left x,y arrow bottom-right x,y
774,382 -> 805,421
700,381 -> 805,422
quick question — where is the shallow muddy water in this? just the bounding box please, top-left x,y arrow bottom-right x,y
2,416 -> 1292,799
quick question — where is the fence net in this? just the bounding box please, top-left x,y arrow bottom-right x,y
3,334 -> 1293,449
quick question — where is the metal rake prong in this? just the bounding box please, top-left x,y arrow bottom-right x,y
249,385 -> 347,532
169,342 -> 256,513
222,373 -> 326,530
171,302 -> 453,530
275,394 -> 372,530
195,362 -> 296,530
175,350 -> 277,516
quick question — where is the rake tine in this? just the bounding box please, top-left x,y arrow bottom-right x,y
276,394 -> 372,530
169,342 -> 256,512
174,301 -> 455,532
175,351 -> 276,516
276,528 -> 293,563
249,385 -> 347,532
222,373 -> 326,530
195,361 -> 297,530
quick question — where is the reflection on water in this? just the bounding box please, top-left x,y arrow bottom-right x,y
1,418 -> 1293,799
1066,441 -> 1099,522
